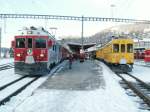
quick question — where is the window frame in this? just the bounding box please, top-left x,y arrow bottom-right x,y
113,44 -> 119,53
35,38 -> 47,48
15,38 -> 26,48
27,38 -> 33,48
127,44 -> 133,53
121,44 -> 125,53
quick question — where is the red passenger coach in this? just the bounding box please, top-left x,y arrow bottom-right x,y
144,49 -> 150,62
12,26 -> 63,76
134,48 -> 145,59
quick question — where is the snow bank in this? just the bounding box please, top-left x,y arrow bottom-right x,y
0,58 -> 14,65
131,64 -> 150,82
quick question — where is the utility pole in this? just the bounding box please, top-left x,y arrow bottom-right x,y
81,16 -> 84,50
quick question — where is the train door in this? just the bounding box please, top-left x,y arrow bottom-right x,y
25,37 -> 35,64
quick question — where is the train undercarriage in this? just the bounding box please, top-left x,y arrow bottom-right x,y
96,58 -> 133,73
15,62 -> 49,76
108,64 -> 133,73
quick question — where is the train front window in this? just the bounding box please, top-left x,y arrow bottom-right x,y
16,38 -> 25,48
35,38 -> 46,48
113,44 -> 119,53
28,38 -> 32,48
127,44 -> 133,53
121,44 -> 125,53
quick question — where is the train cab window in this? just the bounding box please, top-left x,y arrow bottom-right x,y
28,38 -> 32,48
16,38 -> 25,48
35,38 -> 46,48
121,44 -> 125,53
127,44 -> 133,53
113,44 -> 119,53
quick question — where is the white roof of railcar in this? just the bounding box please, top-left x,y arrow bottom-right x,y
16,26 -> 56,40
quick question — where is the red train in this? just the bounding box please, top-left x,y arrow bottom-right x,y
11,26 -> 70,76
134,48 -> 145,59
144,49 -> 150,62
134,48 -> 150,63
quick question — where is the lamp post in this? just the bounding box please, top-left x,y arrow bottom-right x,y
81,15 -> 84,50
110,4 -> 116,18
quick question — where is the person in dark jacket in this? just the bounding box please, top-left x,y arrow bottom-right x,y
69,54 -> 73,69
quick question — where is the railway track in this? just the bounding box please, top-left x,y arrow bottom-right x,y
0,63 -> 14,71
0,76 -> 39,106
116,72 -> 150,110
0,61 -> 66,106
0,76 -> 27,91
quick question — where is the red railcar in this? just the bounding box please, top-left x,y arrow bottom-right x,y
144,49 -> 150,62
12,26 -> 69,76
134,48 -> 145,59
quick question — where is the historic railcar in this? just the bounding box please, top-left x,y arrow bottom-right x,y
96,37 -> 134,72
12,26 -> 63,76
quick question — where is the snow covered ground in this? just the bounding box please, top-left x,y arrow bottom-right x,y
0,59 -> 149,112
131,64 -> 150,83
3,60 -> 146,112
0,60 -> 68,112
0,58 -> 14,65
111,60 -> 150,83
134,60 -> 150,67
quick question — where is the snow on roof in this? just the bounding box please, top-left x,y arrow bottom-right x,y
86,45 -> 97,52
17,26 -> 55,39
68,42 -> 96,46
134,38 -> 150,42
62,43 -> 73,53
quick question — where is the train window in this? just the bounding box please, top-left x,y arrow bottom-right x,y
113,44 -> 119,53
53,45 -> 55,51
127,44 -> 133,53
28,38 -> 32,48
121,44 -> 125,53
16,38 -> 25,48
35,38 -> 46,48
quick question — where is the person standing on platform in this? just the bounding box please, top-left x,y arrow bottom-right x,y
69,54 -> 73,69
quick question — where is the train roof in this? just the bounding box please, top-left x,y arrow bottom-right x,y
62,43 -> 73,53
96,38 -> 133,50
16,26 -> 56,39
85,45 -> 96,52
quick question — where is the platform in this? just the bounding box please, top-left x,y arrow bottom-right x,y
39,60 -> 105,90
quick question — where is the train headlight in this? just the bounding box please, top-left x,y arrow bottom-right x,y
120,58 -> 127,64
17,53 -> 21,57
40,54 -> 44,57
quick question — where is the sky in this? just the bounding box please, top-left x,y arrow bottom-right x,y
0,0 -> 150,47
